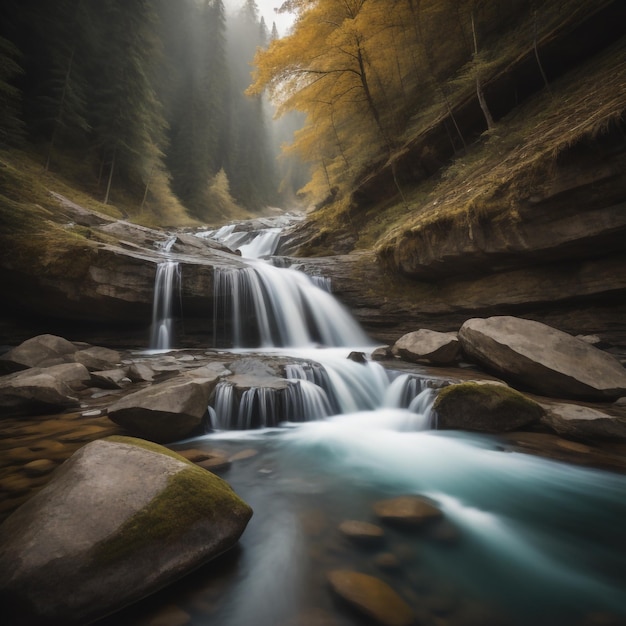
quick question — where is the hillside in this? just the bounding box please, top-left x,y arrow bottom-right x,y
270,0 -> 626,348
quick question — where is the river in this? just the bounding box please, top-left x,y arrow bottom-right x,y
101,218 -> 626,626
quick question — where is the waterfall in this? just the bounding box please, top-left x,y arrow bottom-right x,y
212,262 -> 370,348
208,356 -> 437,431
237,228 -> 282,258
149,261 -> 181,351
196,225 -> 281,259
209,378 -> 335,430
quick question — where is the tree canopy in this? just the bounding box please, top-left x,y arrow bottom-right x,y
0,0 -> 294,221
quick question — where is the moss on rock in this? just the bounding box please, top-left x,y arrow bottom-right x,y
433,382 -> 544,433
92,436 -> 252,567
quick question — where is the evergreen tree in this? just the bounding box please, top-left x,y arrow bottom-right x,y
0,34 -> 24,147
225,0 -> 278,210
161,0 -> 230,219
87,0 -> 168,204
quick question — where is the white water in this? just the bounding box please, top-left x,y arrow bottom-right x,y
213,263 -> 371,348
149,260 -> 181,351
196,224 -> 282,258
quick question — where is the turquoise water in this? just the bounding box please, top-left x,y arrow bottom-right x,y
99,415 -> 626,626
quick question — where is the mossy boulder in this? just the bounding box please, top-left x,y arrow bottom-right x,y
433,382 -> 544,432
0,436 -> 253,626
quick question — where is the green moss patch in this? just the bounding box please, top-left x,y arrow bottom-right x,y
91,437 -> 252,567
433,382 -> 544,433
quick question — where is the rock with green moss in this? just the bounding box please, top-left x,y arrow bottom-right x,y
0,436 -> 253,626
433,382 -> 544,432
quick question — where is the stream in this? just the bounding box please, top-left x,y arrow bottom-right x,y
103,218 -> 626,626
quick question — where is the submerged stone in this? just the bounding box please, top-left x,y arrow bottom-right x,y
338,520 -> 385,544
327,569 -> 415,626
373,495 -> 443,527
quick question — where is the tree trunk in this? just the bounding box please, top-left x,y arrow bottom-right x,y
104,148 -> 116,205
533,9 -> 551,94
45,47 -> 76,172
471,9 -> 495,130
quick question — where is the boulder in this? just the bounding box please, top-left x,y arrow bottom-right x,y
90,368 -> 131,389
107,376 -> 217,443
542,403 -> 626,441
0,334 -> 78,374
74,346 -> 121,372
127,361 -> 157,383
392,329 -> 460,365
373,495 -> 443,528
458,316 -> 626,400
433,382 -> 544,432
0,363 -> 89,416
327,570 -> 415,626
371,346 -> 393,361
0,436 -> 252,626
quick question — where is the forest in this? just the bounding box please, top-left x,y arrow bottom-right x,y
1,0 -> 623,233
0,0 -> 306,223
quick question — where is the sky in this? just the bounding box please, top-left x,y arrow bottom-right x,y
224,0 -> 295,37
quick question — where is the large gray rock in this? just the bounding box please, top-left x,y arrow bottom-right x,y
0,436 -> 253,626
107,375 -> 218,442
459,316 -> 626,400
0,334 -> 78,374
392,329 -> 460,365
433,382 -> 544,432
74,346 -> 121,372
542,403 -> 626,441
0,363 -> 89,416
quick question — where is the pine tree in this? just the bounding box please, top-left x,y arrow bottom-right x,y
87,0 -> 168,204
0,34 -> 24,146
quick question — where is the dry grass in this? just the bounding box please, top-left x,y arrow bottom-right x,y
374,37 -> 626,256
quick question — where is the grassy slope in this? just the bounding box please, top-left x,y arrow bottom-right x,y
296,7 -> 626,259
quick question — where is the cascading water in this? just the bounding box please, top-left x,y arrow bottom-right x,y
149,260 -> 181,351
105,216 -> 626,626
212,263 -> 371,348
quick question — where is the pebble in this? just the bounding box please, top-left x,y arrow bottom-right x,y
373,495 -> 443,527
338,519 -> 385,544
327,569 -> 415,626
